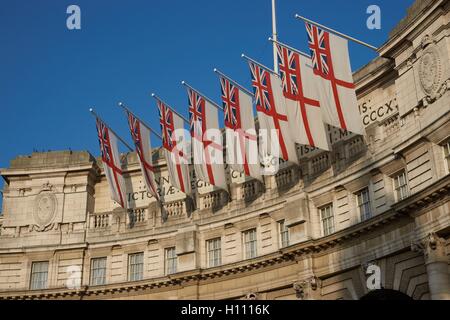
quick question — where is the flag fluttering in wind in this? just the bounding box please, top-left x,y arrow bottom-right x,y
276,41 -> 329,151
156,98 -> 192,195
126,111 -> 160,200
186,86 -> 227,190
247,59 -> 298,164
95,117 -> 128,208
218,73 -> 262,181
305,22 -> 364,135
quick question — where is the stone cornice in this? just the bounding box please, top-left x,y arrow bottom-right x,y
378,0 -> 444,56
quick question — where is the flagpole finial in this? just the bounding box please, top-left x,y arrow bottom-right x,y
241,53 -> 245,58
89,108 -> 94,113
268,37 -> 273,41
151,93 -> 155,97
181,80 -> 186,85
118,102 -> 123,107
213,68 -> 217,72
294,14 -> 300,18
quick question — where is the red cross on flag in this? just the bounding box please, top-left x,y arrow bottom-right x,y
95,118 -> 128,208
276,42 -> 330,151
306,22 -> 364,135
247,59 -> 298,165
219,75 -> 262,181
126,111 -> 160,201
186,87 -> 227,191
156,98 -> 192,195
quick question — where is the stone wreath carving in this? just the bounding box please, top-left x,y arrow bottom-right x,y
30,184 -> 58,232
418,35 -> 442,102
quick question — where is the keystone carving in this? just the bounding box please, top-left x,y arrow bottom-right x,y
293,276 -> 320,300
244,292 -> 258,300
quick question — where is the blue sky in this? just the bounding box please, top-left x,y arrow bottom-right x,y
0,0 -> 415,203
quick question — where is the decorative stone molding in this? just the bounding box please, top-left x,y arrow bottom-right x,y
41,182 -> 54,192
293,276 -> 320,300
411,232 -> 448,264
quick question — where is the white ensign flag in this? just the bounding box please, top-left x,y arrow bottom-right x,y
157,99 -> 192,195
306,22 -> 364,135
187,87 -> 227,190
219,75 -> 262,181
96,118 -> 128,208
276,42 -> 330,151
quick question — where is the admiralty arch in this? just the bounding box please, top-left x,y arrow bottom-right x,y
0,0 -> 449,300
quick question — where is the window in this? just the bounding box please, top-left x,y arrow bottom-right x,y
443,140 -> 450,172
278,220 -> 289,248
320,204 -> 335,236
243,229 -> 257,259
128,252 -> 144,281
90,257 -> 107,286
393,170 -> 409,201
30,261 -> 49,290
356,188 -> 372,221
207,238 -> 222,267
165,247 -> 177,275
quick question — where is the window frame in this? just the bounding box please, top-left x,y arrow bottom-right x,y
30,261 -> 49,290
127,252 -> 144,282
393,170 -> 409,201
206,237 -> 222,268
278,220 -> 289,248
442,139 -> 450,173
165,247 -> 177,275
90,257 -> 107,286
356,187 -> 372,221
319,204 -> 335,237
242,228 -> 257,259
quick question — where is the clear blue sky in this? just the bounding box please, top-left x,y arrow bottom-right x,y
0,0 -> 415,203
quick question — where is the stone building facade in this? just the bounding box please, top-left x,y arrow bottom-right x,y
0,0 -> 449,300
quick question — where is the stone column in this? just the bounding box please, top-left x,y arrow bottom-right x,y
412,233 -> 450,300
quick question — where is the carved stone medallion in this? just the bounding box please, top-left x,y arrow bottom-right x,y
418,39 -> 441,98
33,192 -> 57,231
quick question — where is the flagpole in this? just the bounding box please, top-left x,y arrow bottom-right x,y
89,108 -> 134,152
241,53 -> 278,75
268,37 -> 311,59
213,68 -> 254,96
294,14 -> 378,52
272,0 -> 278,73
150,93 -> 190,124
181,81 -> 224,111
117,102 -> 163,140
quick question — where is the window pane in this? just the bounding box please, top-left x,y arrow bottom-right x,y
278,220 -> 289,248
128,253 -> 144,281
165,247 -> 177,275
394,171 -> 409,201
90,257 -> 107,286
243,229 -> 257,259
30,261 -> 49,290
357,188 -> 372,221
207,238 -> 221,267
320,205 -> 335,236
